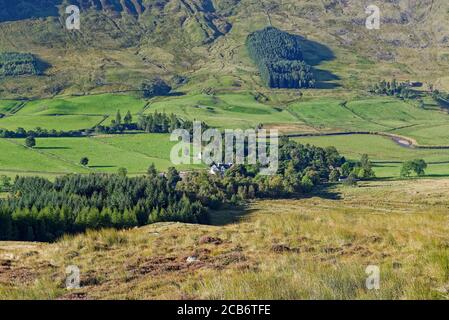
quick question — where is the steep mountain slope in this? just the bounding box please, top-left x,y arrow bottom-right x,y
0,0 -> 448,98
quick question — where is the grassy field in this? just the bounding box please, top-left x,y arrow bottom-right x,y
1,92 -> 449,177
293,135 -> 449,179
287,97 -> 449,145
147,93 -> 297,129
0,100 -> 23,113
1,0 -> 449,100
0,115 -> 105,131
0,94 -> 147,131
1,92 -> 449,142
0,139 -> 87,176
16,94 -> 147,116
0,134 -> 202,177
1,0 -> 449,301
1,179 -> 449,299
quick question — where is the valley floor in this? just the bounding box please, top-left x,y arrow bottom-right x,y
1,179 -> 449,300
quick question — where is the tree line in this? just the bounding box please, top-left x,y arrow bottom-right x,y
246,27 -> 315,89
0,138 -> 350,242
369,79 -> 414,99
0,112 -> 197,140
400,159 -> 427,178
95,111 -> 202,134
0,127 -> 87,139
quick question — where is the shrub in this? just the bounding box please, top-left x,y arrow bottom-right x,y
80,157 -> 89,166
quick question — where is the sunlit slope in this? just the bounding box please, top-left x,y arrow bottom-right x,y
1,179 -> 449,299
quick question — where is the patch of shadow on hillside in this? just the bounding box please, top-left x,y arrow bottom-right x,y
208,205 -> 257,226
424,173 -> 449,178
296,35 -> 340,89
89,165 -> 116,169
435,97 -> 449,110
303,184 -> 342,200
312,69 -> 340,89
209,186 -> 342,226
0,1 -> 61,23
35,147 -> 70,150
428,161 -> 449,165
166,92 -> 185,97
35,57 -> 52,75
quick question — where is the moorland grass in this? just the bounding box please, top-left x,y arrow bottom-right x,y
1,179 -> 449,299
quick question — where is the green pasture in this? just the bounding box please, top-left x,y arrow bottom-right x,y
293,134 -> 449,178
0,100 -> 22,113
1,92 -> 449,180
16,94 -> 147,116
0,138 -> 86,176
147,93 -> 297,129
288,97 -> 449,145
0,134 -> 203,177
0,94 -> 148,131
0,115 -> 105,131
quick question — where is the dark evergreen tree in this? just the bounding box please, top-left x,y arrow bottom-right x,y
124,111 -> 132,125
80,157 -> 89,166
25,136 -> 36,148
246,27 -> 315,89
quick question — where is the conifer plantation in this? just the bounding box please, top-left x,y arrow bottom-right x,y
0,52 -> 46,76
246,27 -> 315,89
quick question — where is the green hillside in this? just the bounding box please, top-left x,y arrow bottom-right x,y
2,0 -> 449,301
0,0 -> 449,97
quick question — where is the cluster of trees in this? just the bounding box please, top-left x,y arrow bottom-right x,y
369,79 -> 413,99
136,112 -> 200,133
431,90 -> 449,108
400,159 -> 427,178
178,138 -> 347,205
94,110 -> 135,134
337,154 -> 376,183
246,27 -> 315,89
0,175 -> 11,192
261,60 -> 315,89
0,138 -> 353,242
94,110 -> 198,134
140,78 -> 172,98
1,111 -> 197,139
0,167 -> 207,242
432,90 -> 447,100
0,52 -> 45,76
